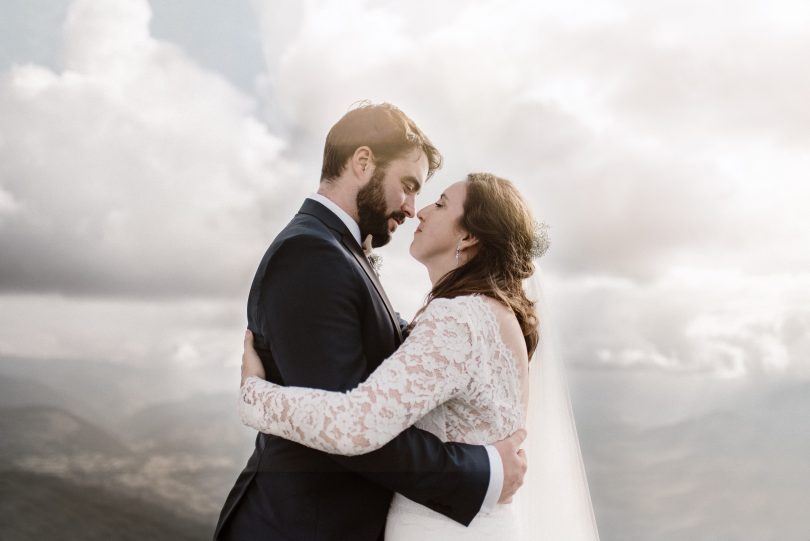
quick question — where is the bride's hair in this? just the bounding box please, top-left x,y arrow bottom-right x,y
421,172 -> 540,358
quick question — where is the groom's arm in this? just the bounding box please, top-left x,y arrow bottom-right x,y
256,235 -> 497,526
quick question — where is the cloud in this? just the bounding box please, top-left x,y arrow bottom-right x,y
248,0 -> 810,378
0,0 -> 301,297
549,268 -> 810,378
4,0 -> 806,299
603,1 -> 810,148
1,0 -> 808,383
252,0 -> 810,281
0,293 -> 244,395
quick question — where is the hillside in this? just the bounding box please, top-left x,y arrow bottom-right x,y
581,382 -> 810,541
0,470 -> 212,541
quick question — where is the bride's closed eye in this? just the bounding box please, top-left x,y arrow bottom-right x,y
434,201 -> 444,208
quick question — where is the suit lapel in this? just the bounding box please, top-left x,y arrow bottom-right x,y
342,235 -> 404,345
299,199 -> 404,345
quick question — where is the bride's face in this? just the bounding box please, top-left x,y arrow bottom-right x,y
410,181 -> 468,264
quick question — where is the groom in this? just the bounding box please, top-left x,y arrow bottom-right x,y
214,103 -> 527,540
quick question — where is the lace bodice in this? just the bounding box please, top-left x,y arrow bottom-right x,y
239,295 -> 527,455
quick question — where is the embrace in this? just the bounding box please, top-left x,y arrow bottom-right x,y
214,103 -> 597,540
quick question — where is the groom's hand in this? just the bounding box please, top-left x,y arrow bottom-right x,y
494,429 -> 527,504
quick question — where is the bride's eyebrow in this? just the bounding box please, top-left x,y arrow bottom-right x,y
440,193 -> 448,201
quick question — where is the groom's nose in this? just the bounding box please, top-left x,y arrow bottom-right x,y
401,193 -> 416,218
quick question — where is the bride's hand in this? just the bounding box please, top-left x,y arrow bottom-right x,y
240,330 -> 266,387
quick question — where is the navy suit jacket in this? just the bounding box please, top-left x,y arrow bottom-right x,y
214,199 -> 490,540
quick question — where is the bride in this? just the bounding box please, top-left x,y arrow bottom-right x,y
240,172 -> 599,540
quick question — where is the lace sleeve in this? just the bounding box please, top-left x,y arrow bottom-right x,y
239,298 -> 476,455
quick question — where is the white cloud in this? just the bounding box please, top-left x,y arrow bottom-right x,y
252,0 -> 810,278
550,268 -> 810,378
0,187 -> 19,219
0,293 -> 245,395
0,0 -> 301,297
248,0 -> 810,380
1,0 -> 808,384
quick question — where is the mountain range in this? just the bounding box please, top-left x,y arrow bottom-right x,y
2,355 -> 808,540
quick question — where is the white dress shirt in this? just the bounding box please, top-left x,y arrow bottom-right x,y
306,194 -> 504,514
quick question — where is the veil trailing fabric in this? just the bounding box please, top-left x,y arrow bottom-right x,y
517,269 -> 600,540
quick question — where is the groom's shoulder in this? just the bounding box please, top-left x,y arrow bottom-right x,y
256,212 -> 345,270
271,211 -> 340,250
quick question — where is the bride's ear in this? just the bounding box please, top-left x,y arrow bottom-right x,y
459,232 -> 479,252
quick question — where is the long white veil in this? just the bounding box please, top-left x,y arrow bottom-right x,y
517,268 -> 600,540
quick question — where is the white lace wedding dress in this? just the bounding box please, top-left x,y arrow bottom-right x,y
240,294 -> 528,540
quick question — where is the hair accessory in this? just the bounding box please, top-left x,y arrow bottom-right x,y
531,221 -> 551,259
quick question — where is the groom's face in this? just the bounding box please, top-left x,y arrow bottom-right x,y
357,148 -> 428,248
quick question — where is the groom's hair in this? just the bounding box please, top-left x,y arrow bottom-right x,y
320,101 -> 442,182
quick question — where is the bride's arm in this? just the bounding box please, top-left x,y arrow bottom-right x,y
239,298 -> 475,455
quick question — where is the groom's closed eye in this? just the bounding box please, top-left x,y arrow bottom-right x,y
401,177 -> 421,195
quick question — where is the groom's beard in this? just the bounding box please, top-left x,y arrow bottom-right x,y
357,168 -> 406,248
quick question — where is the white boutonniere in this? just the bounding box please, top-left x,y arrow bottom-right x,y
362,234 -> 383,275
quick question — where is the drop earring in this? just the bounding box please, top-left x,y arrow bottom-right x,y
455,240 -> 462,264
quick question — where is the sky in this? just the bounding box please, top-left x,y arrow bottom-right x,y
1,0 -> 809,419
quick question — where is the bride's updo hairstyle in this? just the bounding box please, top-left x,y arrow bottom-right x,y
426,172 -> 540,358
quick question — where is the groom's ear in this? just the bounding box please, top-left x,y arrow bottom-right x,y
351,146 -> 374,182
